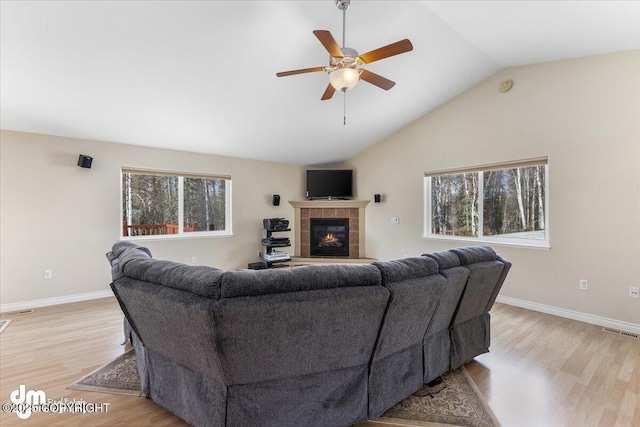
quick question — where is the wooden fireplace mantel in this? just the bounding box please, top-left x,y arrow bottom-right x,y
289,200 -> 371,210
289,200 -> 370,259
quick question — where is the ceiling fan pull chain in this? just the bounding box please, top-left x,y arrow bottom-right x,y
343,90 -> 347,125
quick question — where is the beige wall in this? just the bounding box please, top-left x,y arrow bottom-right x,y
2,51 -> 638,327
0,131 -> 304,307
343,50 -> 640,326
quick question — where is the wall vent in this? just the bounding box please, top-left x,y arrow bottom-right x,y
602,327 -> 639,340
1,309 -> 34,317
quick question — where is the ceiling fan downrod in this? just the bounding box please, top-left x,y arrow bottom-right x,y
336,0 -> 350,48
337,0 -> 351,125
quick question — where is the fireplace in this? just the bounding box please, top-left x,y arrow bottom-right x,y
289,200 -> 369,259
310,218 -> 349,257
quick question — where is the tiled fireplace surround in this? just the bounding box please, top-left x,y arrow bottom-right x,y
289,200 -> 370,259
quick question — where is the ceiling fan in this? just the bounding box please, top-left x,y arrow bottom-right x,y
276,0 -> 413,122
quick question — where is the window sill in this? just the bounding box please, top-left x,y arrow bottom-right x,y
422,235 -> 550,250
121,232 -> 233,242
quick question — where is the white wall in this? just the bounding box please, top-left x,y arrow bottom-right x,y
0,131 -> 304,309
343,51 -> 640,326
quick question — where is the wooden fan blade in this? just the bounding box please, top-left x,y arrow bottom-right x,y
276,67 -> 325,77
359,69 -> 396,90
359,39 -> 413,64
321,83 -> 336,100
313,30 -> 343,58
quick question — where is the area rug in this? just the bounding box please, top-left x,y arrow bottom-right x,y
0,319 -> 11,334
68,350 -> 141,396
68,351 -> 499,426
377,367 -> 500,427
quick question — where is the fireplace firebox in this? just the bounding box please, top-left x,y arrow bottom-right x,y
310,218 -> 349,257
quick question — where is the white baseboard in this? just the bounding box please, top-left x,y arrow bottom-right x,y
496,295 -> 640,335
0,290 -> 114,314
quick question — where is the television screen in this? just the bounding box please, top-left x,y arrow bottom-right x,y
306,169 -> 353,199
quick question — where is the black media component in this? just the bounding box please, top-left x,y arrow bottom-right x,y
426,376 -> 443,387
248,261 -> 269,270
261,237 -> 290,247
263,218 -> 289,231
374,194 -> 381,203
272,194 -> 280,206
306,169 -> 353,199
77,154 -> 93,168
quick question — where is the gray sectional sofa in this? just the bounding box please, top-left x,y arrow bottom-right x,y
107,241 -> 510,427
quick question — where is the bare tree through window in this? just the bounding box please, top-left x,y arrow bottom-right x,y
122,171 -> 230,237
426,159 -> 547,245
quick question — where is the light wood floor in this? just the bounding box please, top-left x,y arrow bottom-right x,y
0,298 -> 638,427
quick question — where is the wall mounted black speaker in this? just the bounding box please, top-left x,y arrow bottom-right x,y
77,154 -> 93,169
273,194 -> 281,206
374,194 -> 381,203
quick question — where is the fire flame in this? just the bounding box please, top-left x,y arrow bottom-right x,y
320,233 -> 343,247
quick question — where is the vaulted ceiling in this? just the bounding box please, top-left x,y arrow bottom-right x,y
1,1 -> 639,165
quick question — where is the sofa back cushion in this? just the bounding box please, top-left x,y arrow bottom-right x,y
112,277 -> 225,384
367,256 -> 446,416
221,263 -> 381,298
450,246 -> 506,325
107,241 -> 153,282
110,242 -> 223,300
215,266 -> 388,385
112,240 -> 152,258
488,256 -> 512,311
108,242 -> 226,384
372,256 -> 445,356
422,250 -> 462,270
422,251 -> 470,334
123,259 -> 223,300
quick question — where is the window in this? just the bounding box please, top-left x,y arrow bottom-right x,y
122,169 -> 231,238
424,158 -> 548,247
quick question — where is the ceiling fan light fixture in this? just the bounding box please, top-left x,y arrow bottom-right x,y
329,68 -> 359,91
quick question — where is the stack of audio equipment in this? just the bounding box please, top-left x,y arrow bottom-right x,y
259,218 -> 291,267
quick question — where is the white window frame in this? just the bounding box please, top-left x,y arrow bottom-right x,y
423,158 -> 550,249
121,168 -> 232,240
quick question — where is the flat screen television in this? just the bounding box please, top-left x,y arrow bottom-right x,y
306,169 -> 353,199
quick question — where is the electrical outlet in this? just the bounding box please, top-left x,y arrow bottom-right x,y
43,270 -> 52,279
630,287 -> 639,299
391,217 -> 400,225
579,279 -> 588,290
191,256 -> 197,264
